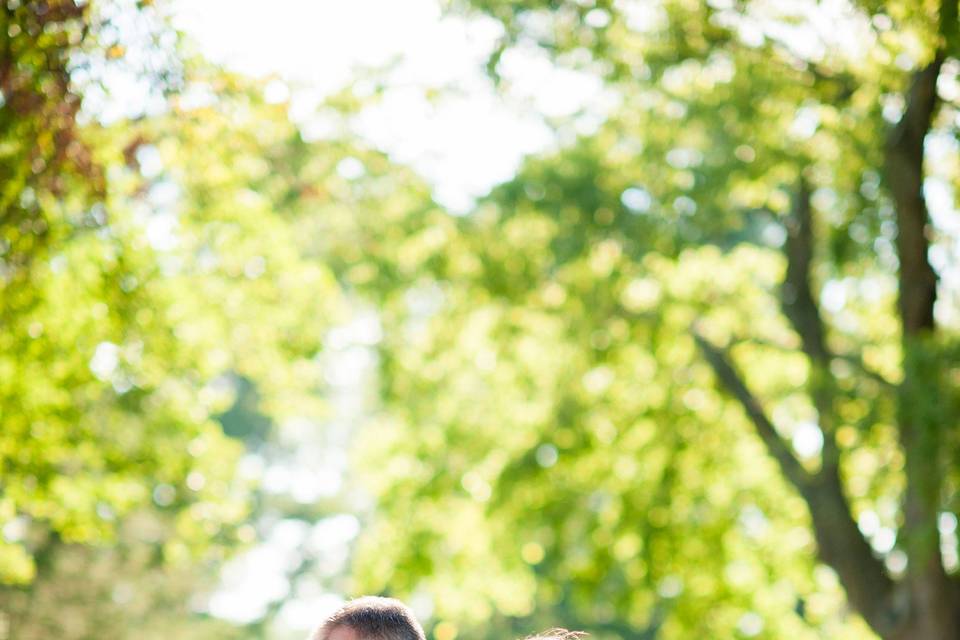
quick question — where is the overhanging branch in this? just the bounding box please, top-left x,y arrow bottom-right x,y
693,329 -> 898,636
778,176 -> 846,471
692,330 -> 810,490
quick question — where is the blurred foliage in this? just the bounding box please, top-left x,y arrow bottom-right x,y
0,1 -> 429,636
0,0 -> 100,280
2,0 -> 960,639
345,1 -> 960,640
0,513 -> 246,640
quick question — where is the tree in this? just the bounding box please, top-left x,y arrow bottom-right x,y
1,2 -> 442,632
347,1 -> 960,639
0,1 -> 268,628
0,0 -> 345,615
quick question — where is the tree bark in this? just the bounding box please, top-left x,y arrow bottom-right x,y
884,48 -> 960,639
886,55 -> 941,337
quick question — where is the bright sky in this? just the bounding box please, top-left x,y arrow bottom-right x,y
172,0 -> 606,212
168,0 -> 885,214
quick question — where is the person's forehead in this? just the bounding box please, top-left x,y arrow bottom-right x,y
326,625 -> 362,640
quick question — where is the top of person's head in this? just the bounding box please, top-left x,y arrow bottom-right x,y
311,596 -> 426,640
525,629 -> 587,640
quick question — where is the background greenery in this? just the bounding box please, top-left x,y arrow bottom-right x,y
1,1 -> 959,639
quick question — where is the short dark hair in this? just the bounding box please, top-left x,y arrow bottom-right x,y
525,629 -> 587,640
312,596 -> 426,640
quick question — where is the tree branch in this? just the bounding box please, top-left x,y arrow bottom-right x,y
692,330 -> 811,490
885,54 -> 943,336
693,329 -> 899,636
777,176 -> 848,473
780,175 -> 829,364
746,336 -> 896,388
832,352 -> 897,388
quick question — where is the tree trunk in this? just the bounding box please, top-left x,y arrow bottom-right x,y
881,33 -> 960,639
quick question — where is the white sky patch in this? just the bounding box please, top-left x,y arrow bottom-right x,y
89,341 -> 120,380
820,279 -> 847,314
857,510 -> 880,537
171,0 -> 605,212
871,527 -> 897,554
277,593 -> 345,638
791,421 -> 823,459
710,0 -> 874,64
75,0 -> 175,124
498,43 -> 608,119
207,519 -> 309,623
198,311 -> 379,626
924,133 -> 960,329
173,0 -> 450,92
205,514 -> 360,630
354,88 -> 552,212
